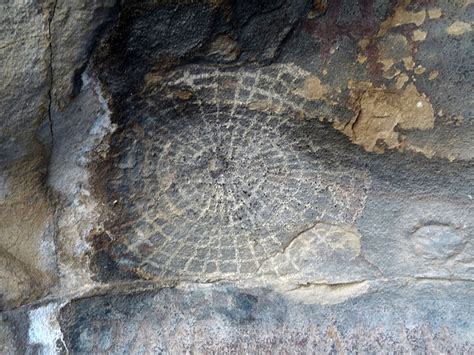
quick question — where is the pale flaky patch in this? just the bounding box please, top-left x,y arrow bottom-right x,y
294,75 -> 328,101
357,54 -> 368,64
378,0 -> 426,37
428,70 -> 439,80
412,29 -> 427,41
377,34 -> 413,79
335,84 -> 434,153
427,8 -> 442,19
285,281 -> 370,305
255,223 -> 376,305
395,73 -> 409,89
446,21 -> 472,36
414,65 -> 426,75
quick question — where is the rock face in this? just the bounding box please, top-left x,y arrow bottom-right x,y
0,0 -> 473,353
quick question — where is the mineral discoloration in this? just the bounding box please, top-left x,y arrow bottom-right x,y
1,0 -> 473,351
295,75 -> 328,101
300,0 -> 464,159
50,73 -> 116,291
335,84 -> 434,153
446,20 -> 472,36
0,249 -> 45,310
377,0 -> 426,36
55,282 -> 474,353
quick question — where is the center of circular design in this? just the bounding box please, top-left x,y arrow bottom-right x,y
208,154 -> 231,181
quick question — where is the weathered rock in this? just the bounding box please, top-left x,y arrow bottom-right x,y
91,63 -> 371,282
0,249 -> 45,310
48,71 -> 115,292
281,0 -> 474,160
0,4 -> 55,304
3,281 -> 469,353
0,1 -> 51,160
0,0 -> 119,310
0,316 -> 19,354
256,223 -> 379,291
0,0 -> 473,351
50,0 -> 119,110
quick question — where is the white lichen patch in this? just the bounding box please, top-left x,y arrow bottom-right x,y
28,303 -> 67,354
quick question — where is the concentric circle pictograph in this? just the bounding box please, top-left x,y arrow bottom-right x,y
104,64 -> 371,279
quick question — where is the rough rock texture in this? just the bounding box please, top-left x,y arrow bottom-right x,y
1,281 -> 473,353
50,0 -> 119,110
0,0 -> 57,310
0,0 -> 473,352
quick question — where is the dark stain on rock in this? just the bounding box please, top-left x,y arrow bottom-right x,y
302,0 -> 391,60
87,231 -> 141,283
93,0 -> 310,125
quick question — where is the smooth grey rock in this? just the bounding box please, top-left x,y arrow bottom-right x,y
359,194 -> 473,281
412,224 -> 465,260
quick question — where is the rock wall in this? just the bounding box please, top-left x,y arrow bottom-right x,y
0,0 -> 473,353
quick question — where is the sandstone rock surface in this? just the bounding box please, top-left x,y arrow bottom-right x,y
0,0 -> 473,352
